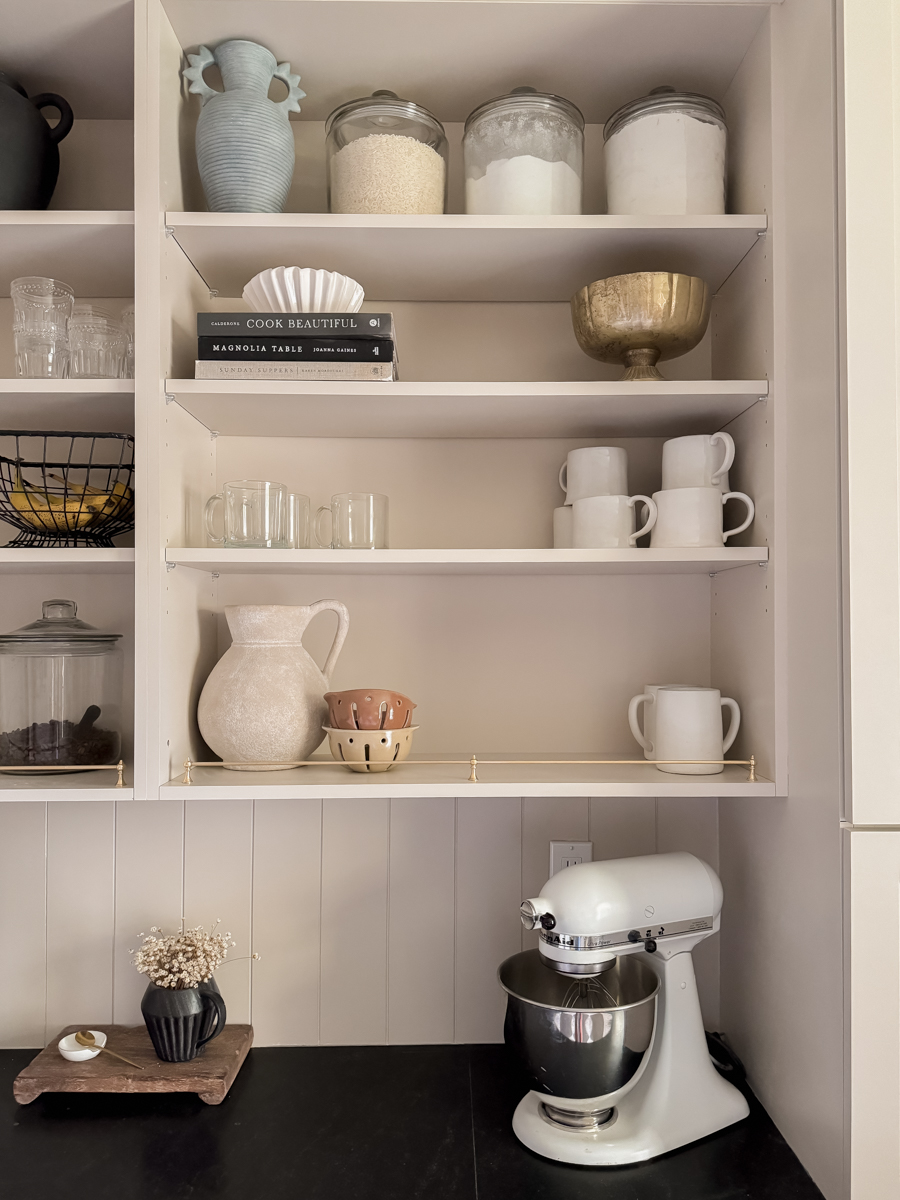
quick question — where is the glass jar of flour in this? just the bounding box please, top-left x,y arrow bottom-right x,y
464,87 -> 584,215
326,90 -> 448,214
604,86 -> 727,215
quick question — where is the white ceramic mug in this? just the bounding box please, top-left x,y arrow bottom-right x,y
662,432 -> 735,493
572,494 -> 657,548
628,683 -> 696,761
650,487 -> 754,547
630,685 -> 740,775
559,446 -> 628,504
553,506 -> 573,548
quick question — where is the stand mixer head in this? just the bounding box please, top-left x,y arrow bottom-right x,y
498,852 -> 748,1165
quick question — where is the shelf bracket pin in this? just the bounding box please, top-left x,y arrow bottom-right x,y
709,572 -> 718,579
758,561 -> 768,569
211,572 -> 220,580
210,430 -> 219,441
183,760 -> 194,785
469,755 -> 478,783
165,393 -> 176,405
747,755 -> 757,783
208,289 -> 219,299
166,562 -> 176,572
116,760 -> 125,788
164,225 -> 175,238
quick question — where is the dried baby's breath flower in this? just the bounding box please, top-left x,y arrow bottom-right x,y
132,923 -> 235,990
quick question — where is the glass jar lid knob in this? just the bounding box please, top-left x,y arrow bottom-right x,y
43,599 -> 77,621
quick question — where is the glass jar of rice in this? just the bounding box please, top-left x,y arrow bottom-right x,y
326,90 -> 448,215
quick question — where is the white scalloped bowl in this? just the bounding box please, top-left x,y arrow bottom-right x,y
242,267 -> 365,314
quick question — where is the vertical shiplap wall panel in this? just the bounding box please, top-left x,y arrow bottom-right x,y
657,796 -> 720,1028
455,796 -> 521,1043
388,797 -> 456,1044
589,797 -> 657,860
0,804 -> 46,1046
113,800 -> 184,1024
320,797 -> 389,1045
252,798 -> 322,1046
521,797 -> 590,950
46,803 -> 116,1037
183,799 -> 253,1024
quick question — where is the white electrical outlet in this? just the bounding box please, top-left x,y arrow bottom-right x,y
549,841 -> 593,877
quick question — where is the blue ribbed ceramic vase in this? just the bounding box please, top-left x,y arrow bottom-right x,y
183,40 -> 305,213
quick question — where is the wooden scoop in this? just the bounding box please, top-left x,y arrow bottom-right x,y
75,1030 -> 145,1070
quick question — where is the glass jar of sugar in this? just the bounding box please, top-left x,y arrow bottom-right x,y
604,86 -> 727,215
463,87 -> 584,215
326,90 -> 448,215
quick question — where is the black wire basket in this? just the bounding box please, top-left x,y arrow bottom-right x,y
0,432 -> 135,548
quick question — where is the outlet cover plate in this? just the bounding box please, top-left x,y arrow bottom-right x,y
550,841 -> 593,877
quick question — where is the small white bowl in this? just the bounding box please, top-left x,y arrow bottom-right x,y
242,267 -> 365,314
323,725 -> 418,773
58,1030 -> 107,1062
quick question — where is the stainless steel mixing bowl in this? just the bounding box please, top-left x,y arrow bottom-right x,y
499,949 -> 659,1100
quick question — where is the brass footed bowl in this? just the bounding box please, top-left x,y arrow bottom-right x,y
571,272 -> 710,381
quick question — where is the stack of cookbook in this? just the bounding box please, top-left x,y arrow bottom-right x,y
194,312 -> 397,381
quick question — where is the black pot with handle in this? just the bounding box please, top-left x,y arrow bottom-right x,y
141,977 -> 227,1062
0,72 -> 74,209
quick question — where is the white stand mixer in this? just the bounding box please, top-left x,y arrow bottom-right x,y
502,852 -> 749,1165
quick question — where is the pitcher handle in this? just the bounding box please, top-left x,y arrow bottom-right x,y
721,697 -> 741,754
307,599 -> 350,682
273,61 -> 306,114
721,491 -> 755,541
197,986 -> 226,1047
711,432 -> 735,483
31,93 -> 74,144
628,693 -> 653,754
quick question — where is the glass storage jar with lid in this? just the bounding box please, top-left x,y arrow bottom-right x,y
604,86 -> 727,215
463,86 -> 584,215
326,90 -> 448,214
0,599 -> 123,773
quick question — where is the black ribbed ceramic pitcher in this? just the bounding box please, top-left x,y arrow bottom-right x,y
141,978 -> 226,1062
0,73 -> 74,209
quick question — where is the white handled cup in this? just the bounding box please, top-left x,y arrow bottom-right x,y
553,506 -> 574,548
572,494 -> 657,548
650,487 -> 754,548
628,683 -> 697,760
652,686 -> 741,775
559,446 -> 628,504
661,432 -> 735,492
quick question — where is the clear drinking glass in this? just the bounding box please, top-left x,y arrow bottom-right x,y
205,479 -> 287,549
315,492 -> 389,549
280,493 -> 310,549
120,303 -> 135,379
11,276 -> 74,379
68,305 -> 128,379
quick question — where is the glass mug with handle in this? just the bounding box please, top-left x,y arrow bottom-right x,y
205,479 -> 287,549
315,493 -> 389,549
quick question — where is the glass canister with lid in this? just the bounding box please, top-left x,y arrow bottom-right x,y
0,599 -> 123,772
464,87 -> 584,215
604,86 -> 727,215
326,90 -> 448,215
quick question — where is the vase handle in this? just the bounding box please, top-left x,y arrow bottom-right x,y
30,93 -> 74,144
273,61 -> 305,114
197,986 -> 226,1047
183,46 -> 219,104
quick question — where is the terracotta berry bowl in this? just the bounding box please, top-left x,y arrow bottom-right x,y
324,689 -> 416,730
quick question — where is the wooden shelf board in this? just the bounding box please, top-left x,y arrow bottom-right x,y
0,212 -> 134,298
0,380 -> 134,434
162,759 -> 773,800
166,213 -> 767,302
167,547 -> 768,576
169,379 -> 768,439
0,548 -> 135,574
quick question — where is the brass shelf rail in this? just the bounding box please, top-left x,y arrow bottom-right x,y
0,760 -> 126,787
180,755 -> 757,785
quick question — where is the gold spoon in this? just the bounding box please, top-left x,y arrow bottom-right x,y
75,1030 -> 145,1070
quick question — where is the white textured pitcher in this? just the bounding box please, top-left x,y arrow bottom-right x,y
198,601 -> 349,770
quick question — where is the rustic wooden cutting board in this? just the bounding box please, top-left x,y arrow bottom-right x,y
13,1024 -> 253,1105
